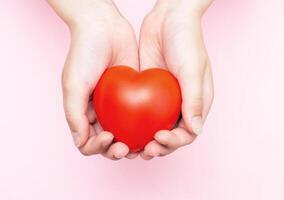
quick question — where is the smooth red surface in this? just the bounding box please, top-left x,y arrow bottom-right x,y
93,66 -> 182,151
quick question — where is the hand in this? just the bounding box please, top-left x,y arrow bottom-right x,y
139,0 -> 214,159
48,0 -> 139,160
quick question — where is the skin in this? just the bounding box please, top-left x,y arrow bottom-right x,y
48,0 -> 139,160
47,0 -> 214,160
139,0 -> 214,159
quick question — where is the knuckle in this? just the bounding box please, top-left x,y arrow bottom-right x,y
61,69 -> 71,91
190,97 -> 203,110
61,71 -> 92,94
62,77 -> 78,94
61,75 -> 75,94
64,108 -> 77,127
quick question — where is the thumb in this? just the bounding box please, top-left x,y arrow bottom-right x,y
178,67 -> 205,135
62,77 -> 90,147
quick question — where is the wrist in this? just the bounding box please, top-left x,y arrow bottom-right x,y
153,0 -> 213,18
59,0 -> 121,30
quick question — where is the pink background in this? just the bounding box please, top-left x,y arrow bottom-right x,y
1,0 -> 284,199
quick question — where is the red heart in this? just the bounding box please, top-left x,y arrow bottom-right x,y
93,66 -> 182,152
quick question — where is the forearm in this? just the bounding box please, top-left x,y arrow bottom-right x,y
47,0 -> 119,28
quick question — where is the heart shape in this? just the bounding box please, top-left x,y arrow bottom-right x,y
93,66 -> 182,152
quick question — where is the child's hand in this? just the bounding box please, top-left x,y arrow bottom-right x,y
48,0 -> 139,160
139,0 -> 214,159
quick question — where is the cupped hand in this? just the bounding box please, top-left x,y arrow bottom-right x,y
48,0 -> 139,160
139,0 -> 214,159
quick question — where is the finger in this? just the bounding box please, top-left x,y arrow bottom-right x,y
178,64 -> 205,135
140,151 -> 154,160
87,101 -> 96,124
88,123 -> 96,138
143,140 -> 174,157
93,121 -> 103,133
154,129 -> 196,149
79,130 -> 113,156
62,76 -> 90,148
103,142 -> 129,160
202,65 -> 214,121
126,152 -> 139,159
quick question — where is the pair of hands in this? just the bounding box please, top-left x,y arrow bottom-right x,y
48,0 -> 214,160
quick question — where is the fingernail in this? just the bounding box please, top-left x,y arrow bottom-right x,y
72,132 -> 81,147
114,155 -> 122,159
114,152 -> 124,159
151,152 -> 160,157
191,116 -> 203,135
